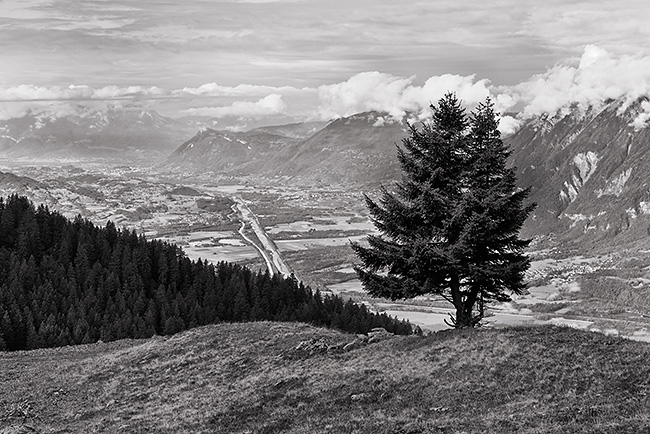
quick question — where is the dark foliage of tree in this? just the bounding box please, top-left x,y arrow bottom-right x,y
0,195 -> 413,351
352,93 -> 535,329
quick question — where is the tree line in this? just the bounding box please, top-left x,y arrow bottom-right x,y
0,195 -> 413,351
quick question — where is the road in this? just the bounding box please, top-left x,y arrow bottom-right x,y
232,209 -> 275,274
231,196 -> 294,279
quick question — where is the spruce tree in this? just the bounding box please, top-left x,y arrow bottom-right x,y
352,93 -> 535,328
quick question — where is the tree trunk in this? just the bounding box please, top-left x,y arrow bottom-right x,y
464,288 -> 480,327
454,305 -> 473,328
448,273 -> 474,329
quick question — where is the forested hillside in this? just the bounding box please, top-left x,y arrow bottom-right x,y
0,195 -> 413,351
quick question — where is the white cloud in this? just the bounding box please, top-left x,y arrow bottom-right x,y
317,72 -> 414,119
497,115 -> 522,136
317,71 -> 492,121
179,94 -> 287,118
630,100 -> 650,131
0,75 -> 509,130
179,83 -> 309,97
91,85 -> 167,99
508,45 -> 650,126
0,100 -> 100,121
0,104 -> 31,121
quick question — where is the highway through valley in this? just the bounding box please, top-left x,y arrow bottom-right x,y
231,196 -> 294,279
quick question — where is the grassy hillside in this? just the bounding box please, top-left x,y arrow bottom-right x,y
1,322 -> 649,433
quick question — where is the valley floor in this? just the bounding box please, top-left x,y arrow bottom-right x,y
1,322 -> 649,433
3,161 -> 650,341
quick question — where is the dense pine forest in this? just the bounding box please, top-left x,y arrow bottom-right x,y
0,195 -> 413,351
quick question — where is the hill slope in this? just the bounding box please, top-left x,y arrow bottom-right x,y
1,322 -> 649,433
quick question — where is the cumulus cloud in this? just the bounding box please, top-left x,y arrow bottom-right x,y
317,71 -> 493,121
179,94 -> 287,118
630,100 -> 650,131
496,116 -> 522,136
0,104 -> 31,121
0,75 -> 509,130
508,45 -> 650,127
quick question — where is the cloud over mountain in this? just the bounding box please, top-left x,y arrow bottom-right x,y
316,72 -> 493,121
508,45 -> 650,127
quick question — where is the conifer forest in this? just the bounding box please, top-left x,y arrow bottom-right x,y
0,195 -> 413,351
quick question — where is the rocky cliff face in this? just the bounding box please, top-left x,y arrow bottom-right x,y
507,98 -> 650,248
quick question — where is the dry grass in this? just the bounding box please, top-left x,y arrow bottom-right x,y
1,322 -> 649,433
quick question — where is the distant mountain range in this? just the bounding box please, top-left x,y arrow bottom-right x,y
0,109 -> 196,160
5,99 -> 650,248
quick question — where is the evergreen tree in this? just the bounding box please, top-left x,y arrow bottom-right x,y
352,93 -> 535,328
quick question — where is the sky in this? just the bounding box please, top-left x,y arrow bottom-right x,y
2,0 -> 650,132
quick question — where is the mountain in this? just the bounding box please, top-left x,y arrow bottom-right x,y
506,97 -> 650,248
276,112 -> 407,185
165,127 -> 301,176
0,170 -> 44,197
165,112 -> 408,186
0,109 -> 196,161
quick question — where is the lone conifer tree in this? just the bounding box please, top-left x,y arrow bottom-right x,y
351,93 -> 535,328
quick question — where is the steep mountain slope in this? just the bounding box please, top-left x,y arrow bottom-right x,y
506,98 -> 650,247
165,128 -> 300,176
277,112 -> 407,185
165,112 -> 408,186
0,110 -> 195,160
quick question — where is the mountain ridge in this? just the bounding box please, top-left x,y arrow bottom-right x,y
164,111 -> 408,186
0,109 -> 196,161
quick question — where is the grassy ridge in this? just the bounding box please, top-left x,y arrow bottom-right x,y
1,322 -> 649,433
